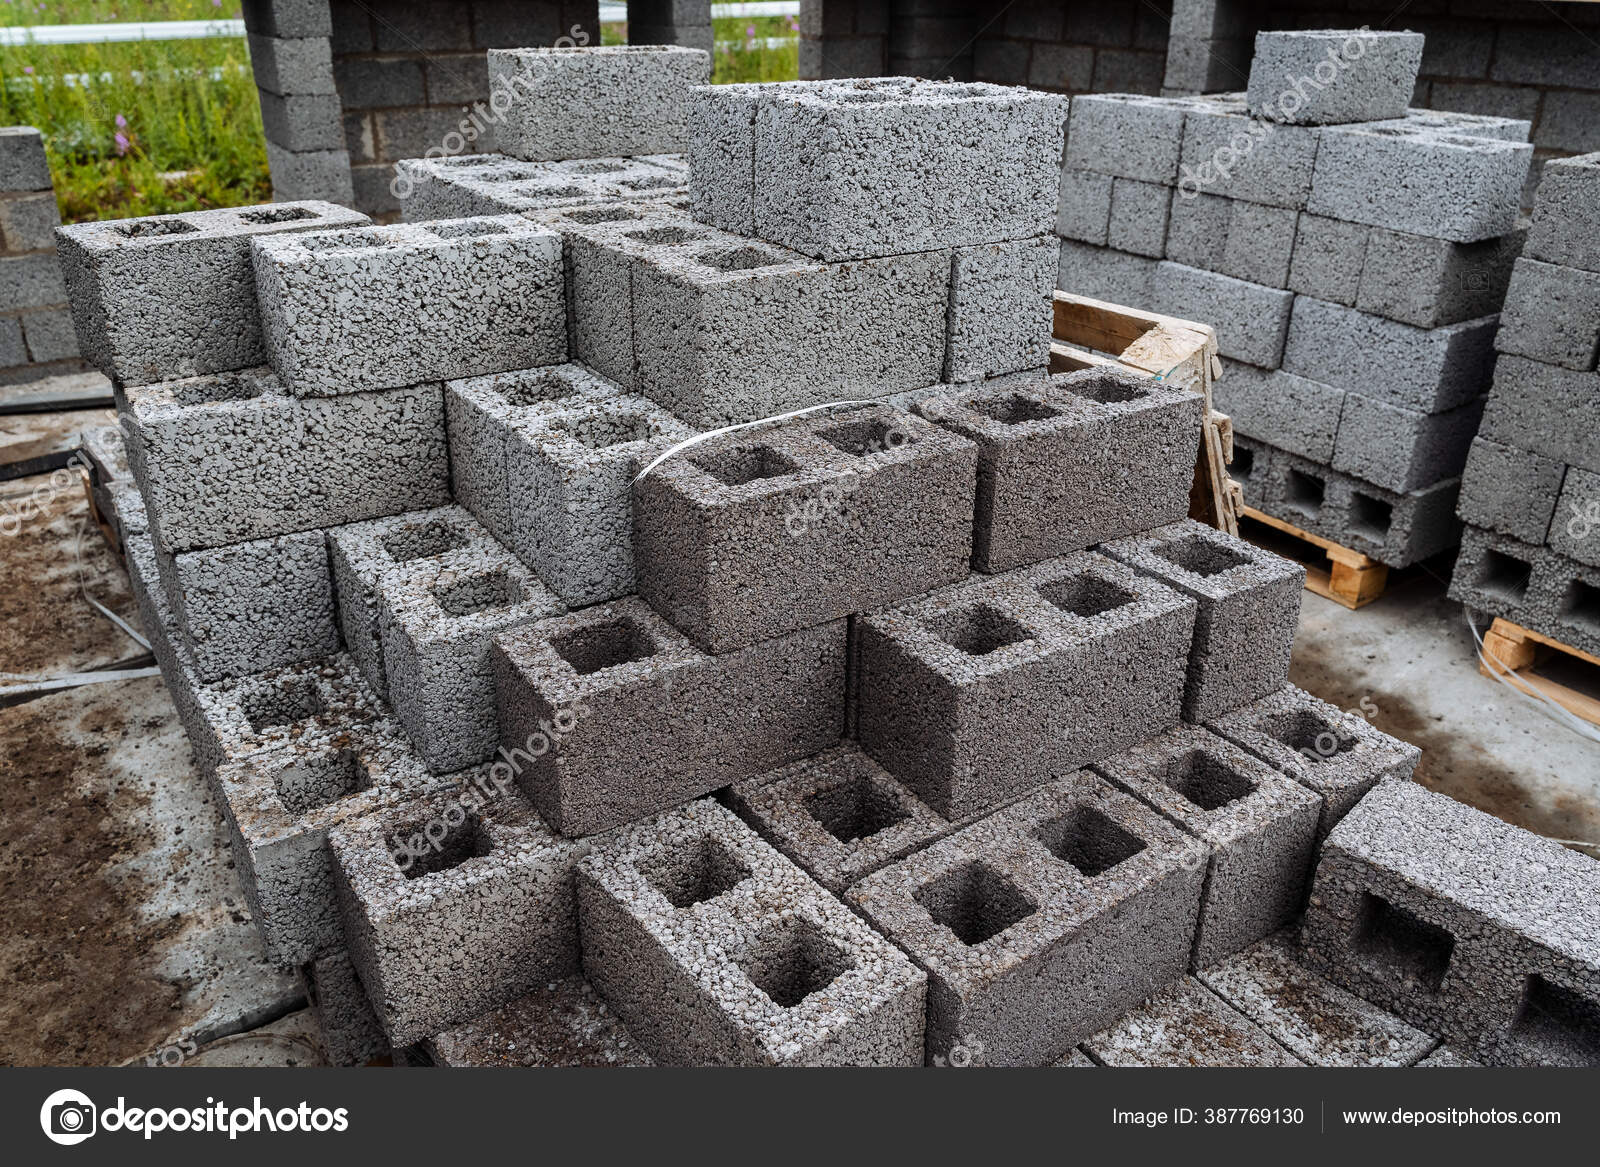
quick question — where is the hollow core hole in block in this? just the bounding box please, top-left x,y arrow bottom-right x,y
1353,892 -> 1455,993
116,217 -> 199,237
1284,468 -> 1326,519
1035,805 -> 1146,877
169,372 -> 266,406
381,518 -> 468,563
549,618 -> 657,675
1163,750 -> 1257,811
691,444 -> 800,486
969,393 -> 1060,426
1037,573 -> 1136,618
567,160 -> 625,174
396,811 -> 491,880
300,231 -> 386,251
1266,708 -> 1357,762
836,90 -> 895,103
928,604 -> 1031,656
623,225 -> 705,245
427,220 -> 510,239
816,417 -> 913,457
915,860 -> 1037,946
620,175 -> 677,191
432,568 -> 519,617
1476,548 -> 1533,604
494,371 -> 580,408
479,167 -> 541,182
238,206 -> 316,224
696,245 -> 788,272
737,917 -> 854,1009
242,676 -> 327,734
550,411 -> 657,450
563,206 -> 641,225
1510,975 -> 1600,1066
1154,534 -> 1251,577
1232,445 -> 1256,482
803,775 -> 911,844
643,835 -> 753,909
1065,374 -> 1148,404
1350,492 -> 1394,542
1558,580 -> 1600,637
514,184 -> 589,199
274,747 -> 375,816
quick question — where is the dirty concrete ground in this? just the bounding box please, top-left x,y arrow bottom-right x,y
0,453 -> 1596,1066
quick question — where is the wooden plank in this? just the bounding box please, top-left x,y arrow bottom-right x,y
1239,506 -> 1388,610
1490,616 -> 1600,671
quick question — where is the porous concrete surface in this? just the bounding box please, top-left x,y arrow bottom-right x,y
1495,257 -> 1600,373
1332,393 -> 1484,494
1212,360 -> 1344,463
299,949 -> 390,1067
1083,977 -> 1304,1067
394,154 -> 687,222
1478,355 -> 1600,476
424,975 -> 652,1067
578,799 -> 926,1065
1525,152 -> 1600,275
1246,30 -> 1422,126
1449,526 -> 1600,661
946,235 -> 1057,382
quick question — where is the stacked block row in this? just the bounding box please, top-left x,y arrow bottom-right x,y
0,126 -> 80,376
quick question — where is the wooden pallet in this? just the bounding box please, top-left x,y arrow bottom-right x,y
79,465 -> 121,555
1239,505 -> 1389,610
1479,617 -> 1600,728
1049,292 -> 1240,535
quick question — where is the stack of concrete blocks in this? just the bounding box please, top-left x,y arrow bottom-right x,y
0,127 -> 81,381
626,0 -> 714,54
1448,152 -> 1600,660
1055,30 -> 1536,569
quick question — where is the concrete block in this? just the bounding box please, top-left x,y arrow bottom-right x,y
242,0 -> 332,39
914,368 -> 1203,571
635,406 -> 974,653
1106,178 -> 1172,259
378,539 -> 566,773
507,394 -> 692,607
488,45 -> 711,161
393,155 -> 687,222
1163,35 -> 1253,94
1549,467 -> 1600,569
1416,1045 -> 1482,1068
1246,30 -> 1423,125
1479,355 -> 1600,474
0,126 -> 50,193
247,33 -> 336,96
259,91 -> 345,153
1519,550 -> 1600,661
1218,200 -> 1298,289
1495,257 -> 1600,373
1212,359 -> 1344,462
1197,933 -> 1434,1067
1382,107 -> 1531,144
1084,976 -> 1304,1066
331,786 -> 589,1047
1332,392 -> 1484,494
1525,152 -> 1600,274
1163,190 -> 1229,272
0,315 -> 24,366
252,215 -> 566,397
0,191 -> 61,252
1356,225 -> 1525,330
1177,107 -> 1320,209
56,201 -> 368,386
423,974 -> 653,1066
1056,239 -> 1158,305
1446,527 -> 1600,655
300,950 -> 390,1066
1101,519 -> 1304,723
848,772 -> 1207,1065
123,366 -> 448,554
0,252 -> 67,307
578,799 -> 926,1065
1456,436 -> 1564,545
1055,168 -> 1114,246
946,235 -> 1056,382
1206,685 -> 1421,843
1282,297 -> 1498,412
855,553 -> 1195,819
1066,93 -> 1188,185
686,81 -> 809,236
1095,725 -> 1320,968
1287,214 -> 1369,306
20,307 -> 78,361
1152,261 -> 1293,369
492,599 -> 846,835
332,55 -> 425,109
263,141 -> 354,205
754,79 -> 1065,262
1307,124 -> 1530,244
1302,779 -> 1600,1066
1227,432 -> 1273,510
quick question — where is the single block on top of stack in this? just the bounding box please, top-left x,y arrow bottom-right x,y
1055,29 -> 1534,569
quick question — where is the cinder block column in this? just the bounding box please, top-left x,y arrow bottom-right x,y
799,0 -> 888,80
0,126 -> 80,381
242,0 -> 355,205
628,0 -> 714,53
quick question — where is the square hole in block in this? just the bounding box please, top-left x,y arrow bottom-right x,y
737,917 -> 855,1009
494,371 -> 580,408
915,860 -> 1037,946
690,444 -> 800,487
969,393 -> 1060,426
816,417 -> 913,457
1038,573 -> 1137,618
300,231 -> 385,251
1163,750 -> 1257,811
567,160 -> 625,174
1266,708 -> 1357,763
1350,493 -> 1394,542
1510,974 -> 1600,1066
116,217 -> 198,238
1475,548 -> 1533,603
623,225 -> 705,245
641,835 -> 752,909
432,568 -> 518,617
1036,805 -> 1146,877
1559,580 -> 1600,637
514,184 -> 589,199
168,372 -> 266,407
394,811 -> 491,880
478,167 -> 540,182
1353,893 -> 1455,993
381,518 -> 468,563
927,604 -> 1031,656
241,676 -> 326,734
549,411 -> 657,449
273,747 -> 374,816
238,206 -> 316,224
803,775 -> 911,844
696,245 -> 788,272
549,617 -> 657,675
1232,445 -> 1256,482
620,175 -> 678,191
1155,533 -> 1251,577
563,206 -> 641,225
427,220 -> 509,239
1285,468 -> 1326,518
1064,375 -> 1148,404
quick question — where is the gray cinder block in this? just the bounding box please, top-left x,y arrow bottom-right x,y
1177,107 -> 1320,209
1213,359 -> 1344,462
488,45 -> 711,161
579,799 -> 926,1065
1106,178 -> 1172,260
686,81 -> 812,236
755,79 -> 1066,261
378,540 -> 566,774
508,394 -> 693,607
1287,214 -> 1369,306
1206,685 -> 1421,843
0,191 -> 63,252
1479,355 -> 1600,475
1246,31 -> 1423,126
855,552 -> 1195,819
1085,976 -> 1306,1067
1056,239 -> 1158,305
1164,191 -> 1230,272
262,141 -> 354,205
0,251 -> 68,307
252,215 -> 566,397
123,367 -> 448,555
1355,225 -> 1525,330
1152,260 -> 1293,369
1446,526 -> 1545,635
1282,297 -> 1498,412
423,975 -> 653,1067
848,772 -> 1207,1066
947,235 -> 1057,382
1101,519 -> 1305,723
726,745 -> 952,895
1333,392 -> 1485,494
1377,108 -> 1531,144
1456,436 -> 1565,546
1095,725 -> 1321,968
1549,467 -> 1600,569
1055,168 -> 1115,246
299,949 -> 391,1067
635,406 -> 974,653
246,32 -> 336,96
1301,779 -> 1600,1066
1525,152 -> 1600,274
1066,93 -> 1188,185
915,368 -> 1203,571
0,125 -> 52,191
393,155 -> 688,222
1307,124 -> 1530,244
56,200 -> 368,386
1495,257 -> 1600,373
492,598 -> 846,836
331,785 -> 589,1047
1218,201 -> 1298,289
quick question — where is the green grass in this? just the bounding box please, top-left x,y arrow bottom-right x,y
0,1 -> 239,27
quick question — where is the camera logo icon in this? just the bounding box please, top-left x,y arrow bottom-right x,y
40,1089 -> 97,1146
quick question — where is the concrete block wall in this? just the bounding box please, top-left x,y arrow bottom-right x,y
0,127 -> 81,382
799,0 -> 890,80
628,0 -> 715,53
